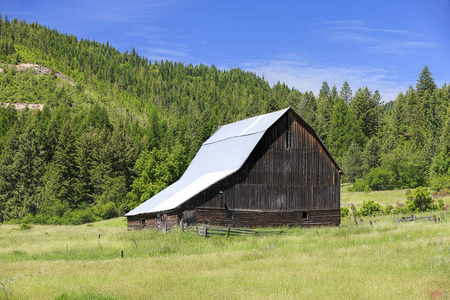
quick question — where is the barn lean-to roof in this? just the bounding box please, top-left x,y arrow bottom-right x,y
125,107 -> 341,217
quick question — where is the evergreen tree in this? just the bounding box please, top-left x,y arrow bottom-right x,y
416,65 -> 437,94
340,81 -> 352,105
48,117 -> 80,209
297,92 -> 317,127
341,142 -> 364,182
329,98 -> 364,157
351,87 -> 379,139
362,137 -> 381,176
316,81 -> 334,143
431,106 -> 450,176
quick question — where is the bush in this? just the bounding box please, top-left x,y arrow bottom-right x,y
358,200 -> 382,217
392,206 -> 410,214
430,174 -> 450,192
431,199 -> 444,211
62,208 -> 102,225
340,207 -> 350,218
19,223 -> 33,230
364,167 -> 395,190
101,201 -> 118,219
383,204 -> 394,215
406,186 -> 434,212
405,186 -> 444,212
353,179 -> 367,192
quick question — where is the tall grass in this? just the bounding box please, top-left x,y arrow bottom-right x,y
1,212 -> 449,299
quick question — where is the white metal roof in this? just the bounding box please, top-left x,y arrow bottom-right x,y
125,108 -> 290,216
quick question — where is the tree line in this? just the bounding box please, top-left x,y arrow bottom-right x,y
0,15 -> 448,224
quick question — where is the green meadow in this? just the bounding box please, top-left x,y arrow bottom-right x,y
341,183 -> 450,207
1,191 -> 449,300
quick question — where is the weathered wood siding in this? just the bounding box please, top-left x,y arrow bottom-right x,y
197,110 -> 340,213
195,208 -> 340,227
127,214 -> 178,230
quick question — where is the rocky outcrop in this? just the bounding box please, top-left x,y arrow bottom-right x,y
1,102 -> 45,111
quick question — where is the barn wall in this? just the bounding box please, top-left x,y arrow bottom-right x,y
199,110 -> 340,213
127,214 -> 178,230
194,208 -> 340,227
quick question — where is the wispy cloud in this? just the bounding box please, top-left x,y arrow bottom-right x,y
322,20 -> 436,55
142,42 -> 191,63
59,0 -> 175,24
241,54 -> 409,102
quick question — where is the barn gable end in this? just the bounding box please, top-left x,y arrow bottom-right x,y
126,108 -> 341,229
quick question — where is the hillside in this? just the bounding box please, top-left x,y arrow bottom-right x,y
0,16 -> 449,224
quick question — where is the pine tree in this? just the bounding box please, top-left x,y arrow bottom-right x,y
351,87 -> 379,139
48,118 -> 80,209
297,92 -> 317,127
329,98 -> 364,157
431,106 -> 450,175
340,81 -> 352,105
341,142 -> 364,182
416,65 -> 437,94
362,137 -> 381,176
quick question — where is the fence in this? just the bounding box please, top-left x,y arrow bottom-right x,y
396,214 -> 445,224
182,224 -> 283,238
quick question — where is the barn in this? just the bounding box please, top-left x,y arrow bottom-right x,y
125,107 -> 342,230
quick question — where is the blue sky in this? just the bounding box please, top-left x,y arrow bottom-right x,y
1,0 -> 449,102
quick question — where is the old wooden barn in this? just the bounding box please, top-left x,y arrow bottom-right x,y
126,107 -> 342,229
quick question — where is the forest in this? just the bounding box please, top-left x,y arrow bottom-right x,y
0,15 -> 449,224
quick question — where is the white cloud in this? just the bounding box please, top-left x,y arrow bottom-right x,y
322,20 -> 436,55
241,55 -> 409,102
60,0 -> 176,24
142,44 -> 191,63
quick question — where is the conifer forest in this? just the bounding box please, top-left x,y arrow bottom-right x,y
0,16 -> 449,224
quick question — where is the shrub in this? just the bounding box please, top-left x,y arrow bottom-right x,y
383,204 -> 394,215
358,200 -> 382,217
406,186 -> 434,212
430,174 -> 450,192
19,223 -> 33,230
364,167 -> 395,190
431,199 -> 444,211
405,186 -> 445,212
392,206 -> 410,214
101,202 -> 118,219
353,179 -> 367,192
340,207 -> 349,218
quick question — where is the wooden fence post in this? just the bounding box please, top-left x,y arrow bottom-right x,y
203,225 -> 207,239
396,217 -> 399,224
196,224 -> 199,236
181,220 -> 184,232
227,226 -> 230,238
162,214 -> 168,234
413,215 -> 416,222
351,204 -> 358,228
433,215 -> 436,223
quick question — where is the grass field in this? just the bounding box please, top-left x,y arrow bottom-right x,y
1,208 -> 449,300
341,183 -> 450,208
